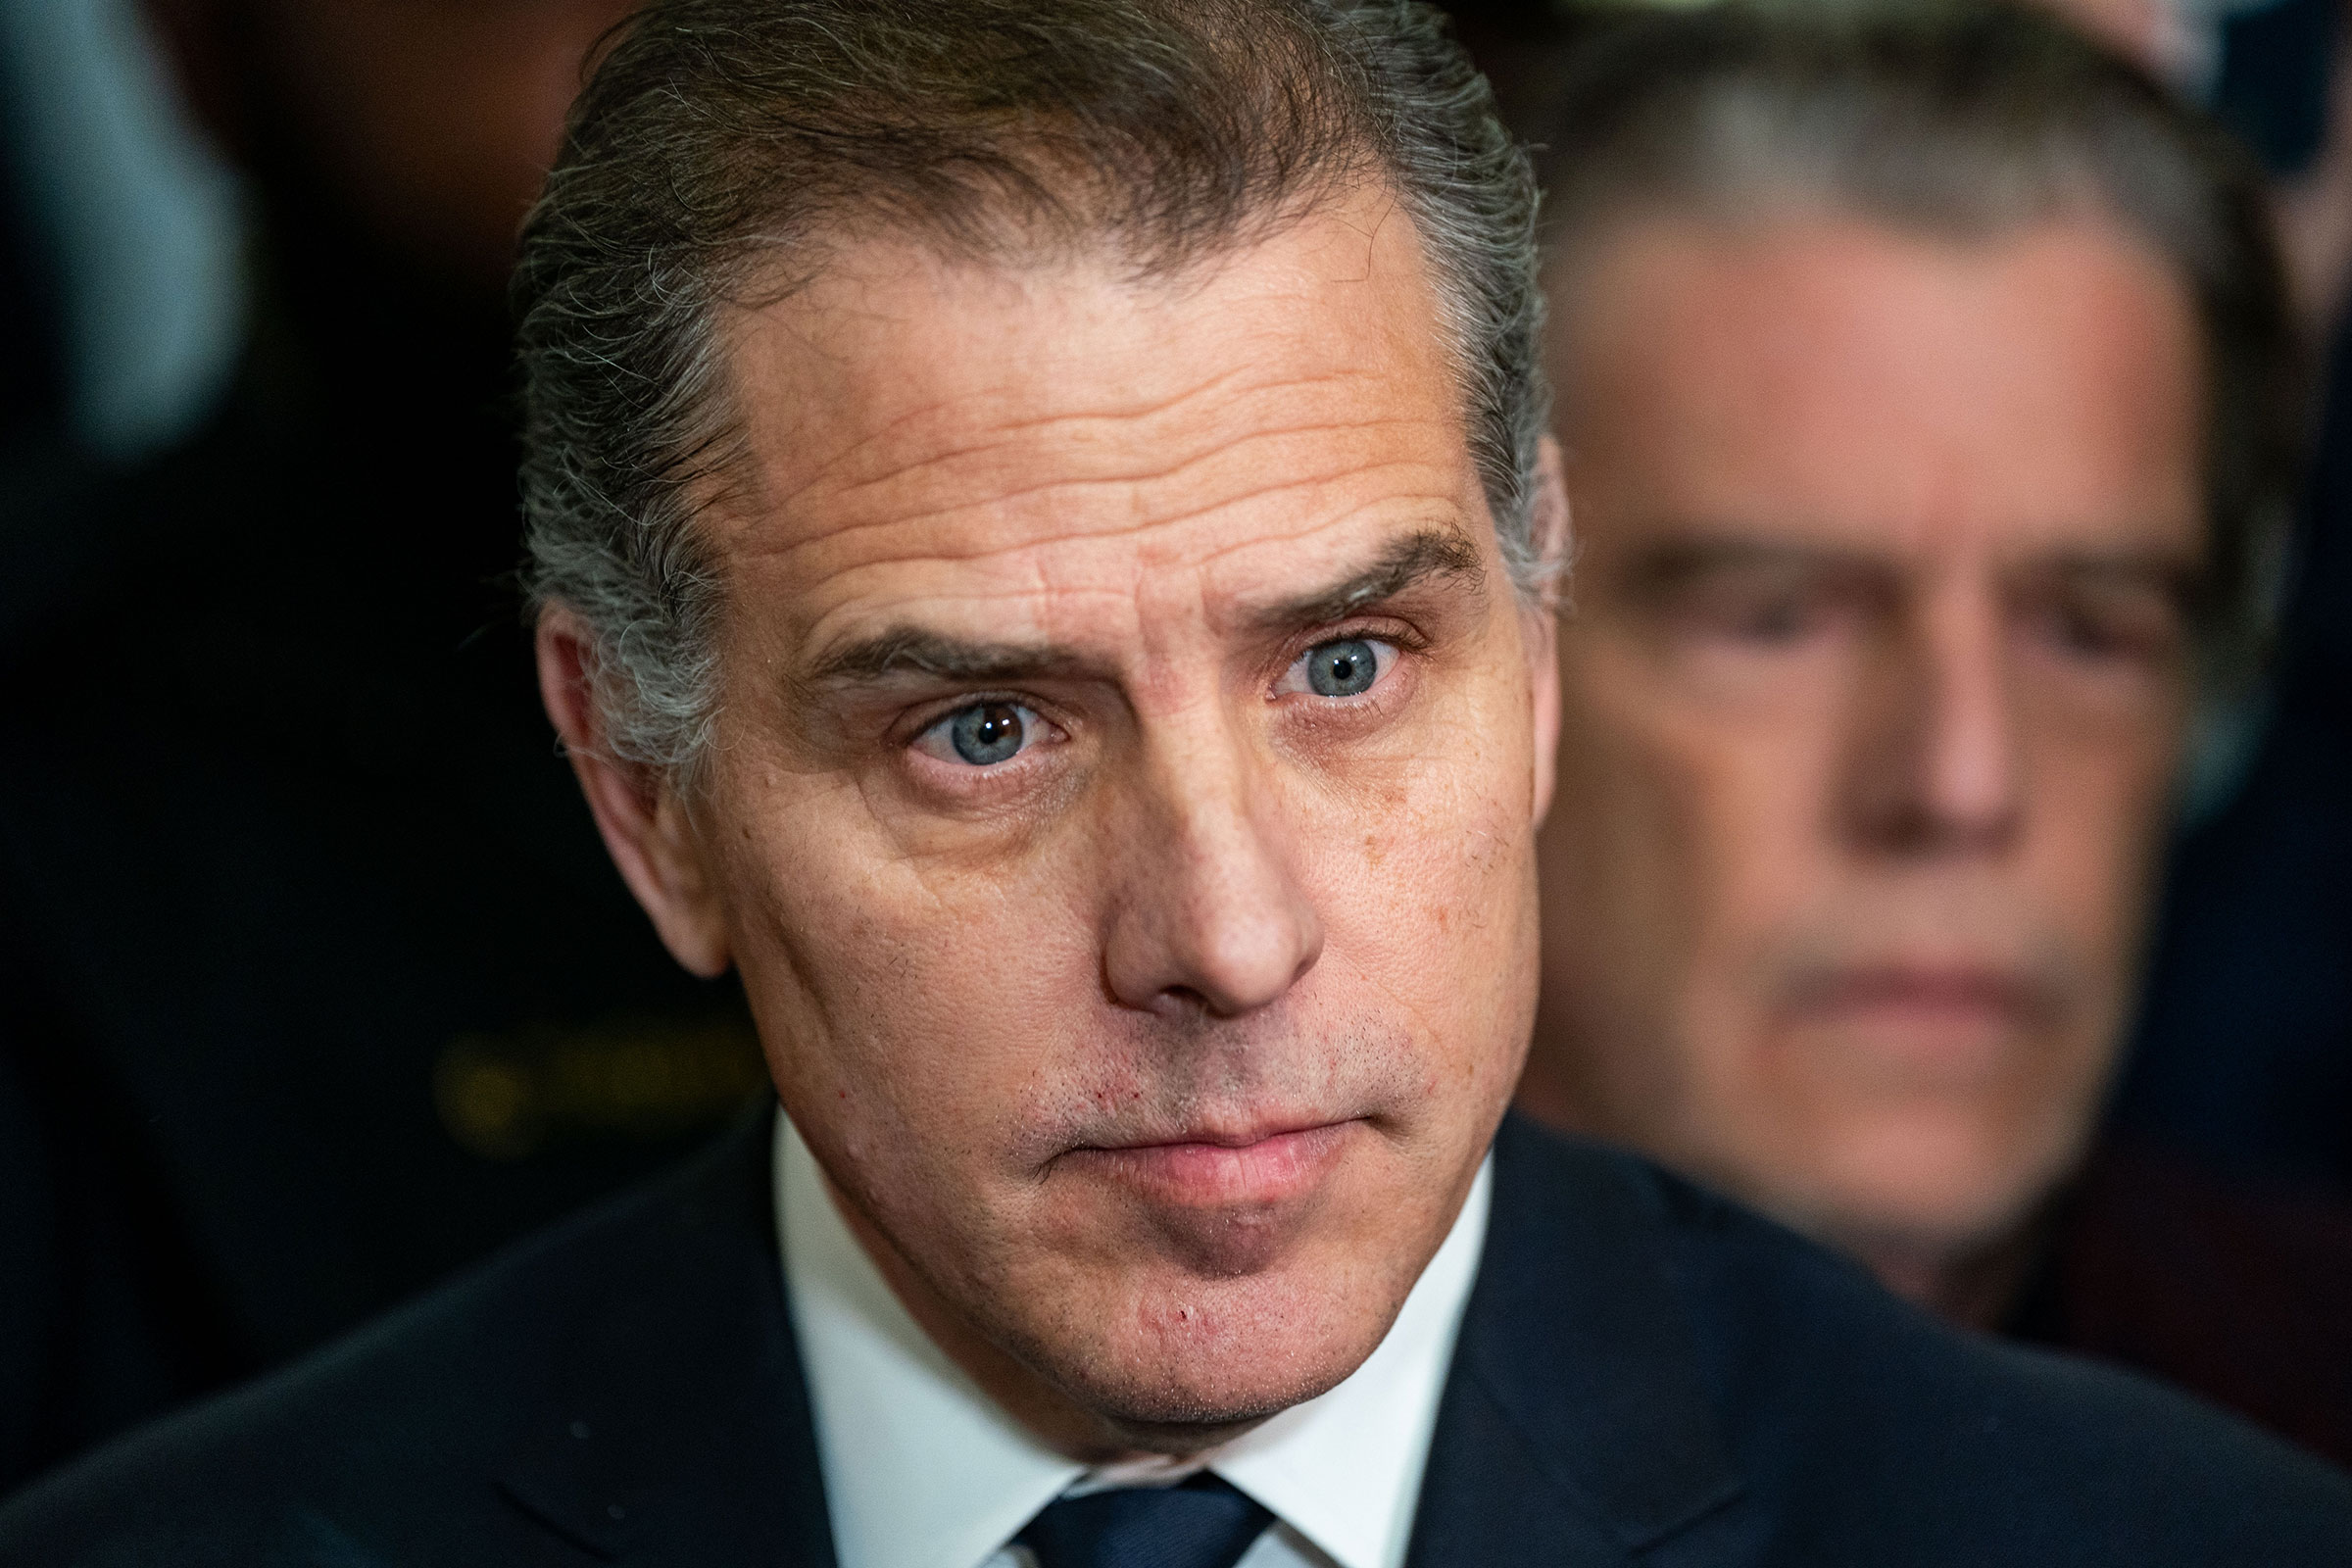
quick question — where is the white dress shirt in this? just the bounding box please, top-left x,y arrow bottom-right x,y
775,1114 -> 1492,1568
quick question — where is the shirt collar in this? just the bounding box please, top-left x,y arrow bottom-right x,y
776,1113 -> 1492,1568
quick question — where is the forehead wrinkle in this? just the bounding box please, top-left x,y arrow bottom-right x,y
717,195 -> 1482,699
770,396 -> 1441,546
734,445 -> 1463,574
807,424 -> 1450,565
804,576 -> 1146,645
740,238 -> 1427,503
790,508 -> 1425,641
1177,505 -> 1480,610
769,359 -> 1283,514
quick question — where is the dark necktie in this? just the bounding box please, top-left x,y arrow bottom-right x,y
1014,1473 -> 1275,1568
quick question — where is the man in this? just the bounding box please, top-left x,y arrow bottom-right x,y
4,1 -> 2348,1561
1513,1 -> 2352,1463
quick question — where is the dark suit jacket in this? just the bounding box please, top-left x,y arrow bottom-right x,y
2,1109 -> 2347,1565
2009,1138 -> 2352,1470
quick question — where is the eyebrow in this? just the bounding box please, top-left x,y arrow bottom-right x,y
1627,535 -> 2202,599
2037,550 -> 2207,601
807,525 -> 1488,688
807,627 -> 1081,686
1243,525 -> 1486,633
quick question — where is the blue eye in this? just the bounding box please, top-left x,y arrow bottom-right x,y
949,703 -> 1026,764
914,702 -> 1049,768
1307,640 -> 1379,696
1281,637 -> 1396,699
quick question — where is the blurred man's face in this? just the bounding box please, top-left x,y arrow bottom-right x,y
553,190 -> 1557,1452
1525,214 -> 2202,1277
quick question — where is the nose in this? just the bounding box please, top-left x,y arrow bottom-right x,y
1842,581 -> 2024,856
1101,716 -> 1324,1019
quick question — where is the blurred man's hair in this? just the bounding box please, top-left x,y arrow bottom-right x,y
516,0 -> 1543,771
1535,0 -> 2299,689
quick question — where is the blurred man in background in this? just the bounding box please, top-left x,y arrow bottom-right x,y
1514,2 -> 2352,1468
0,0 -> 772,1497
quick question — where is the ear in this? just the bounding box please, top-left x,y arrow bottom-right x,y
1525,434 -> 1570,826
535,608 -> 733,978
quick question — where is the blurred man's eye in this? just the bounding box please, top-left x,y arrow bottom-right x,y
1277,637 -> 1398,698
1717,591 -> 1811,644
1662,571 -> 1847,648
911,702 -> 1049,766
2023,582 -> 2188,669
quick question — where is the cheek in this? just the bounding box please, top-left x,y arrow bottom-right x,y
713,771 -> 1102,1143
2026,725 -> 2180,957
1332,681 -> 1544,1054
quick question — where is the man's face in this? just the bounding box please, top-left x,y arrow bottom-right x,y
619,195 -> 1553,1443
1530,214 -> 2202,1260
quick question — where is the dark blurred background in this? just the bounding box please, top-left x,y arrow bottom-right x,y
0,0 -> 761,1494
0,0 -> 2346,1501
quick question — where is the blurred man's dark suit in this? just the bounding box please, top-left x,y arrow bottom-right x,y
1,1113 -> 2346,1565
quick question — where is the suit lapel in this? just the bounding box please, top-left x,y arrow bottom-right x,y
497,1102 -> 838,1567
1408,1116 -> 1745,1566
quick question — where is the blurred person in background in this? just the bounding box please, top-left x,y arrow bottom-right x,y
0,0 -> 775,1498
1512,1 -> 2352,1469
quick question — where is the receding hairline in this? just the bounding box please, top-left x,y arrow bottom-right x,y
687,176 -> 1484,550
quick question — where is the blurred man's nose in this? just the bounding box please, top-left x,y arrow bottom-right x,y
1841,578 -> 2025,857
1102,713 -> 1324,1019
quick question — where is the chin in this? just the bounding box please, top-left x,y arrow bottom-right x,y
1017,1250 -> 1403,1438
1082,1301 -> 1382,1436
1767,1102 -> 2091,1257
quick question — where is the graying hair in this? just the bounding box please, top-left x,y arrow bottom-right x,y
516,0 -> 1544,771
1531,0 -> 2301,687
